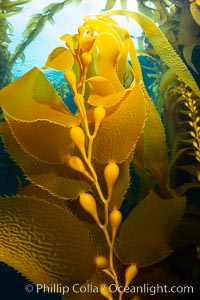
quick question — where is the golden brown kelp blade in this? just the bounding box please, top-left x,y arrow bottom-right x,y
0,67 -> 80,126
5,116 -> 73,164
44,47 -> 74,70
127,35 -> 170,195
17,183 -> 64,206
92,82 -> 146,163
116,190 -> 186,266
95,32 -> 122,92
106,10 -> 200,97
0,122 -> 91,200
0,197 -> 96,285
190,2 -> 200,26
134,86 -> 170,197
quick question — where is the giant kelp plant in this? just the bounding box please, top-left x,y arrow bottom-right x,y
0,1 -> 200,300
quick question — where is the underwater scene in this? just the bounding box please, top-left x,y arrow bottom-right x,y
0,0 -> 200,299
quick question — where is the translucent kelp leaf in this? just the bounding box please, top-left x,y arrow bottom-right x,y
95,33 -> 122,92
92,83 -> 146,163
157,69 -> 177,112
79,36 -> 96,53
134,88 -> 169,195
129,38 -> 143,83
87,76 -> 130,107
0,122 -> 91,200
60,34 -> 75,54
85,19 -> 121,43
104,0 -> 117,10
89,90 -> 130,108
190,3 -> 200,25
0,197 -> 96,285
116,190 -> 186,266
87,76 -> 115,97
0,67 -> 80,126
6,117 -> 73,164
44,47 -> 74,70
106,10 -> 200,97
117,27 -> 131,84
18,183 -> 64,206
84,18 -> 124,79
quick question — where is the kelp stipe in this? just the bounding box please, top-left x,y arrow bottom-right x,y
0,13 -> 187,300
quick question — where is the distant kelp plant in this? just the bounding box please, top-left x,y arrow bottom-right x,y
131,0 -> 200,198
0,0 -> 31,88
0,0 -> 85,88
1,10 -> 197,300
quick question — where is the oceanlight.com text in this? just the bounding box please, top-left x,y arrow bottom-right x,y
108,283 -> 194,296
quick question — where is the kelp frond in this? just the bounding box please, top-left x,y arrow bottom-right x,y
183,92 -> 200,162
164,82 -> 200,193
106,9 -> 200,98
0,0 -> 32,87
190,1 -> 200,25
169,85 -> 200,163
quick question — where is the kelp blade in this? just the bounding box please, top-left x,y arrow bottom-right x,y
116,190 -> 186,266
106,10 -> 200,97
0,67 -> 80,126
6,116 -> 73,164
92,82 -> 146,163
0,122 -> 91,200
0,197 -> 96,285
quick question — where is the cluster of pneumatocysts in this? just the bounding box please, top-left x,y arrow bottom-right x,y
63,24 -> 95,99
68,121 -> 138,298
64,21 -> 138,299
